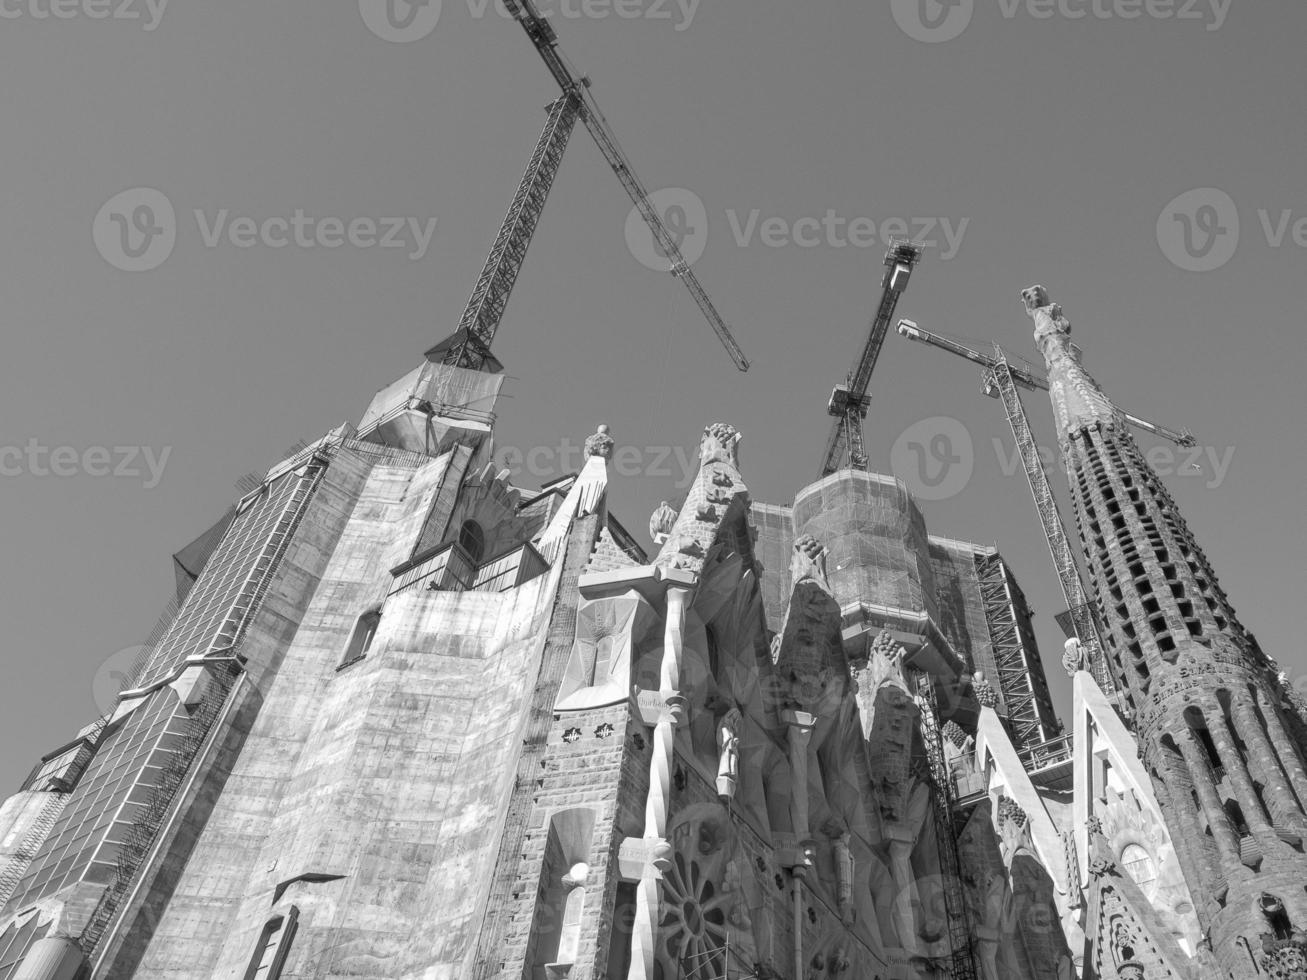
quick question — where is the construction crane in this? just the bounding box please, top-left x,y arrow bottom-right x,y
442,0 -> 750,372
819,240 -> 924,475
896,319 -> 1196,698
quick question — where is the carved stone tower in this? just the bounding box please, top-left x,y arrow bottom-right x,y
1026,285 -> 1307,978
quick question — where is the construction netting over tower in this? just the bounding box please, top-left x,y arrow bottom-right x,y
792,470 -> 939,625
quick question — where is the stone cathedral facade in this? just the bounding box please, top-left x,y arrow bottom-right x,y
0,297 -> 1303,980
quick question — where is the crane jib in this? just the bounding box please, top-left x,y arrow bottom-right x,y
507,0 -> 751,371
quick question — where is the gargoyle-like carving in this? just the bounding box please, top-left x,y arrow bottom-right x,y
1088,855 -> 1116,878
671,534 -> 705,558
584,423 -> 614,460
699,422 -> 741,468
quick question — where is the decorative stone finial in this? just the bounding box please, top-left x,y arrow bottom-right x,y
584,423 -> 614,460
1062,637 -> 1085,677
972,671 -> 999,710
699,422 -> 741,468
942,721 -> 969,749
790,534 -> 830,591
998,796 -> 1028,830
649,500 -> 677,545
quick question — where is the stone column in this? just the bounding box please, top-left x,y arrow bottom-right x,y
629,583 -> 691,980
646,585 -> 690,839
782,710 -> 816,849
1206,707 -> 1273,835
1177,730 -> 1242,873
1256,690 -> 1307,811
1230,693 -> 1307,830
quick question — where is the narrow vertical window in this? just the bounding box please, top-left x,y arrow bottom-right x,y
340,608 -> 381,669
458,519 -> 486,563
244,907 -> 298,980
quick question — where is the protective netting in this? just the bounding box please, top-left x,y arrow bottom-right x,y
358,362 -> 504,432
793,472 -> 938,621
928,538 -> 994,686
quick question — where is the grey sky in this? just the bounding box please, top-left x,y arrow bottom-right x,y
1,0 -> 1304,790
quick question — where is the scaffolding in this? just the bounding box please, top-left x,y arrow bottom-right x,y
913,673 -> 977,980
80,461 -> 325,960
972,551 -> 1058,751
984,352 -> 1118,699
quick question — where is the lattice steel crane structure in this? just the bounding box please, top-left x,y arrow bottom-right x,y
820,241 -> 924,475
438,0 -> 750,373
896,319 -> 1196,699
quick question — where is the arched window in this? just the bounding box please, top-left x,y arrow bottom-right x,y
340,608 -> 381,669
458,520 -> 485,563
1120,844 -> 1158,893
1262,893 -> 1294,941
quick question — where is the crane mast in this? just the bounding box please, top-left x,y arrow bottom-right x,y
897,319 -> 1198,696
496,0 -> 751,371
443,93 -> 581,369
984,350 -> 1117,696
819,241 -> 924,475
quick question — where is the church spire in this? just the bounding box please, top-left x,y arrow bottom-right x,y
1025,285 -> 1307,979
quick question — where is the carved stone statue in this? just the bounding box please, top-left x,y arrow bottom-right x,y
649,500 -> 677,545
716,707 -> 742,799
584,423 -> 614,460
